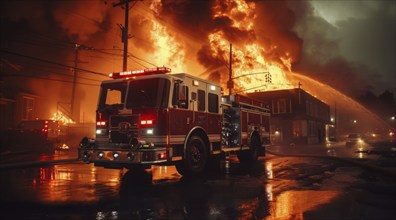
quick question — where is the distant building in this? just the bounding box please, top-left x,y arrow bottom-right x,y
247,88 -> 331,145
1,82 -> 40,130
1,70 -> 42,129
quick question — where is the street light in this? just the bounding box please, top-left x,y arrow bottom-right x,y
353,120 -> 357,124
228,71 -> 270,94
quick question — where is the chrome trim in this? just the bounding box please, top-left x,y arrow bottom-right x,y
172,156 -> 182,161
79,147 -> 170,165
222,147 -> 241,152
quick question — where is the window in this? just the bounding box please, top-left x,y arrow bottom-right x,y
106,89 -> 122,106
99,82 -> 127,109
198,90 -> 205,111
293,120 -> 307,137
22,96 -> 35,120
272,100 -> 278,114
208,93 -> 219,113
127,78 -> 170,108
272,99 -> 287,114
308,120 -> 317,136
278,99 -> 286,113
172,83 -> 189,109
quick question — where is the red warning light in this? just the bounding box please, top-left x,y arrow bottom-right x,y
109,67 -> 171,79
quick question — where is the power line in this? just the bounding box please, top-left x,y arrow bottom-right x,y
2,73 -> 100,87
128,52 -> 157,67
48,2 -> 205,71
0,49 -> 108,77
15,64 -> 104,82
128,57 -> 148,68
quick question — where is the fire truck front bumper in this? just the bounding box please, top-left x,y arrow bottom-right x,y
78,147 -> 169,166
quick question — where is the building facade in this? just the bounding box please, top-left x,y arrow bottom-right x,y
247,88 -> 331,145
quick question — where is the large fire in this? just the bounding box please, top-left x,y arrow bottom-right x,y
149,0 -> 186,73
210,0 -> 293,93
142,1 -> 390,132
51,111 -> 75,125
148,0 -> 293,94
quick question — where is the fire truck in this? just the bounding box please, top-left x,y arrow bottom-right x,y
78,67 -> 270,176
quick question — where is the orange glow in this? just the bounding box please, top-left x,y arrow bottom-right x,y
213,0 -> 256,30
265,161 -> 273,179
210,0 -> 293,94
149,0 -> 186,73
267,190 -> 340,220
51,111 -> 75,125
287,72 -> 391,130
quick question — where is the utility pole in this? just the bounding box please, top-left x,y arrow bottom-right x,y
70,44 -> 79,119
334,102 -> 337,139
298,81 -> 302,105
227,44 -> 233,95
113,0 -> 140,71
70,44 -> 90,122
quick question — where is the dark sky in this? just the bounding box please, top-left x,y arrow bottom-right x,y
290,0 -> 395,96
1,0 -> 395,105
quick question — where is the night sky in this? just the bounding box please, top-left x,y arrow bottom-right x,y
1,0 -> 395,121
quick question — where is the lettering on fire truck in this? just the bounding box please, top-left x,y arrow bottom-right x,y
78,67 -> 270,176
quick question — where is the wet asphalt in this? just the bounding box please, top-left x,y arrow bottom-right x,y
0,141 -> 395,219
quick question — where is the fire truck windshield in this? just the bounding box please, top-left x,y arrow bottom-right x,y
98,82 -> 127,109
126,78 -> 170,108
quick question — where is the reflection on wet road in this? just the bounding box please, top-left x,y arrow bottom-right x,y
1,150 -> 395,219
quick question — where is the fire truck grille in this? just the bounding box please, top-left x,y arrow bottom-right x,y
110,130 -> 138,144
110,115 -> 139,127
109,115 -> 139,144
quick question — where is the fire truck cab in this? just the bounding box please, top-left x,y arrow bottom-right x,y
78,67 -> 270,176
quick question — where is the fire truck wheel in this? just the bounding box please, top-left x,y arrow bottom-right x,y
176,135 -> 208,176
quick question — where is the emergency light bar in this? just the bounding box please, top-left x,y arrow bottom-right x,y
109,67 -> 171,79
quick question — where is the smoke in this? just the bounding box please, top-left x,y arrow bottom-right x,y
0,0 -> 111,123
288,0 -> 396,97
157,0 -> 214,42
158,0 -> 395,97
52,1 -> 109,42
2,0 -> 394,123
254,1 -> 302,65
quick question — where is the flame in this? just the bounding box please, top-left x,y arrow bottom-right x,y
209,0 -> 293,94
147,0 -> 294,93
51,111 -> 75,125
149,0 -> 186,72
213,0 -> 256,30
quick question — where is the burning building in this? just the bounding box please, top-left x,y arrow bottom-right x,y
1,0 -> 393,142
247,88 -> 331,145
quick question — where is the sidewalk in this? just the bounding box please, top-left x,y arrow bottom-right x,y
266,142 -> 396,178
0,149 -> 79,169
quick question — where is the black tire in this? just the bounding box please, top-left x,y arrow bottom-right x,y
175,162 -> 187,176
176,135 -> 208,176
238,134 -> 260,165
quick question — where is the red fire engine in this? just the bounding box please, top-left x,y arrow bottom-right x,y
78,67 -> 270,176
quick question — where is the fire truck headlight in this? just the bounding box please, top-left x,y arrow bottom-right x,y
96,129 -> 102,135
113,152 -> 119,159
146,129 -> 154,135
83,151 -> 90,159
98,152 -> 104,158
127,152 -> 135,160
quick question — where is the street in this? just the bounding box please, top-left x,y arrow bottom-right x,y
1,0 -> 395,219
1,141 -> 395,219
